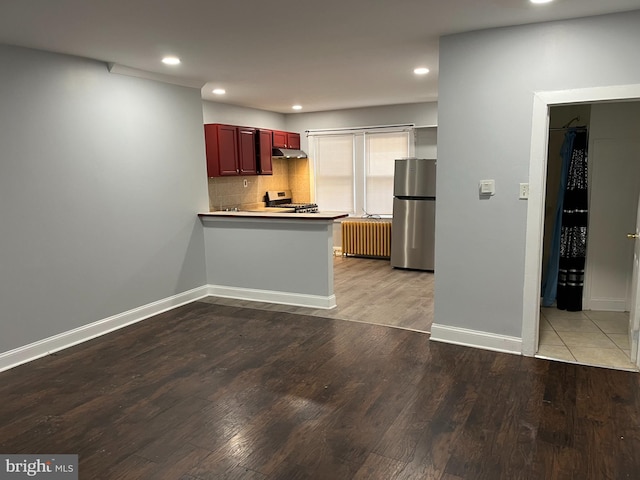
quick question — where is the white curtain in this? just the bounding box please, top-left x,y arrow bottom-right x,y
311,127 -> 411,216
314,135 -> 354,213
365,132 -> 409,216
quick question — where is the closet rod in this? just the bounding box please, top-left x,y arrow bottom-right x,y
549,126 -> 588,132
562,116 -> 580,128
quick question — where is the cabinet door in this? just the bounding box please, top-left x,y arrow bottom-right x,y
217,125 -> 240,175
287,132 -> 301,150
204,124 -> 219,176
205,124 -> 239,177
238,128 -> 257,174
273,130 -> 287,148
257,130 -> 273,175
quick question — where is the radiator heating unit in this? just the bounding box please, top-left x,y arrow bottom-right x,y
341,220 -> 392,258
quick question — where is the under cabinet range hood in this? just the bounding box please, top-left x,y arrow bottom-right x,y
271,148 -> 307,159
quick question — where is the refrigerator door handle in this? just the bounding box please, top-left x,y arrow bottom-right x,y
396,195 -> 436,201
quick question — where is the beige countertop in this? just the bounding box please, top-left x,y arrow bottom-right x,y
198,211 -> 349,221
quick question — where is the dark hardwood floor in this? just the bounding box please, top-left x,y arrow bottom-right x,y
1,301 -> 639,479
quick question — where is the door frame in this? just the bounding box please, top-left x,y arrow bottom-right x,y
521,84 -> 640,358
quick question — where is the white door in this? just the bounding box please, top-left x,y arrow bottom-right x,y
629,192 -> 640,366
583,139 -> 640,311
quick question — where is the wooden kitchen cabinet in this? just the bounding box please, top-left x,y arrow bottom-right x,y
257,129 -> 273,175
204,124 -> 257,177
272,130 -> 287,149
205,124 -> 302,177
287,132 -> 300,149
237,127 -> 257,174
205,124 -> 239,176
272,130 -> 301,149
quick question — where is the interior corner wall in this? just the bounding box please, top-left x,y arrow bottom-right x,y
0,45 -> 209,355
202,100 -> 285,130
435,10 -> 640,338
283,102 -> 438,152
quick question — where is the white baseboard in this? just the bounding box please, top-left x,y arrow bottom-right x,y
585,299 -> 628,312
208,285 -> 337,310
0,285 -> 210,373
430,323 -> 522,355
0,284 -> 337,373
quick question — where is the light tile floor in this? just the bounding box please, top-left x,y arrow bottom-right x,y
537,307 -> 638,371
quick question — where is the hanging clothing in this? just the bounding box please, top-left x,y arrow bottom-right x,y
557,129 -> 589,311
541,131 -> 574,307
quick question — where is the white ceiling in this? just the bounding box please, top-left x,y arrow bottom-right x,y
2,0 -> 640,113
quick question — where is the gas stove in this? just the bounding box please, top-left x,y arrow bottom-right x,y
265,190 -> 319,213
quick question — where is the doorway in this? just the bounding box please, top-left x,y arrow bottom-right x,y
536,103 -> 640,370
521,84 -> 640,369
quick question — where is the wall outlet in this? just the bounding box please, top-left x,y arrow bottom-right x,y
243,179 -> 248,188
519,183 -> 529,199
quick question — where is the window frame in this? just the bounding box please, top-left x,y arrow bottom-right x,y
309,126 -> 414,217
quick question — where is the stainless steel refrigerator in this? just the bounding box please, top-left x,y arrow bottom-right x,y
391,158 -> 436,271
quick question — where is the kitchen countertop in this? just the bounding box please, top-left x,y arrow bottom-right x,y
198,211 -> 349,221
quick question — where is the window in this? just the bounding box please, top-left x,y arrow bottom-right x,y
365,132 -> 409,215
310,128 -> 411,216
314,135 -> 354,213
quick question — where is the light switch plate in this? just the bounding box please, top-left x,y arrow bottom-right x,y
479,179 -> 495,196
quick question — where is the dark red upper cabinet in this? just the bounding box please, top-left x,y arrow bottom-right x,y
272,130 -> 287,149
204,124 -> 260,177
237,128 -> 257,175
257,130 -> 273,175
272,130 -> 301,149
205,124 -> 300,177
286,132 -> 301,150
204,124 -> 239,177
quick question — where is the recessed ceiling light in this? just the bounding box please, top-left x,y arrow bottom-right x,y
212,88 -> 226,95
530,0 -> 553,3
162,56 -> 181,66
414,67 -> 430,75
292,105 -> 303,110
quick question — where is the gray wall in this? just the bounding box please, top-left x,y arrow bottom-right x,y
202,101 -> 437,148
202,100 -> 285,130
0,45 -> 209,354
285,102 -> 438,151
203,219 -> 333,296
435,11 -> 640,337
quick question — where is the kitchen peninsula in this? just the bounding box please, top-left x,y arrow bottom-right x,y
199,211 -> 348,309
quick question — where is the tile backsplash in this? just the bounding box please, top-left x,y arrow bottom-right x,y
288,158 -> 311,204
207,158 -> 311,211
